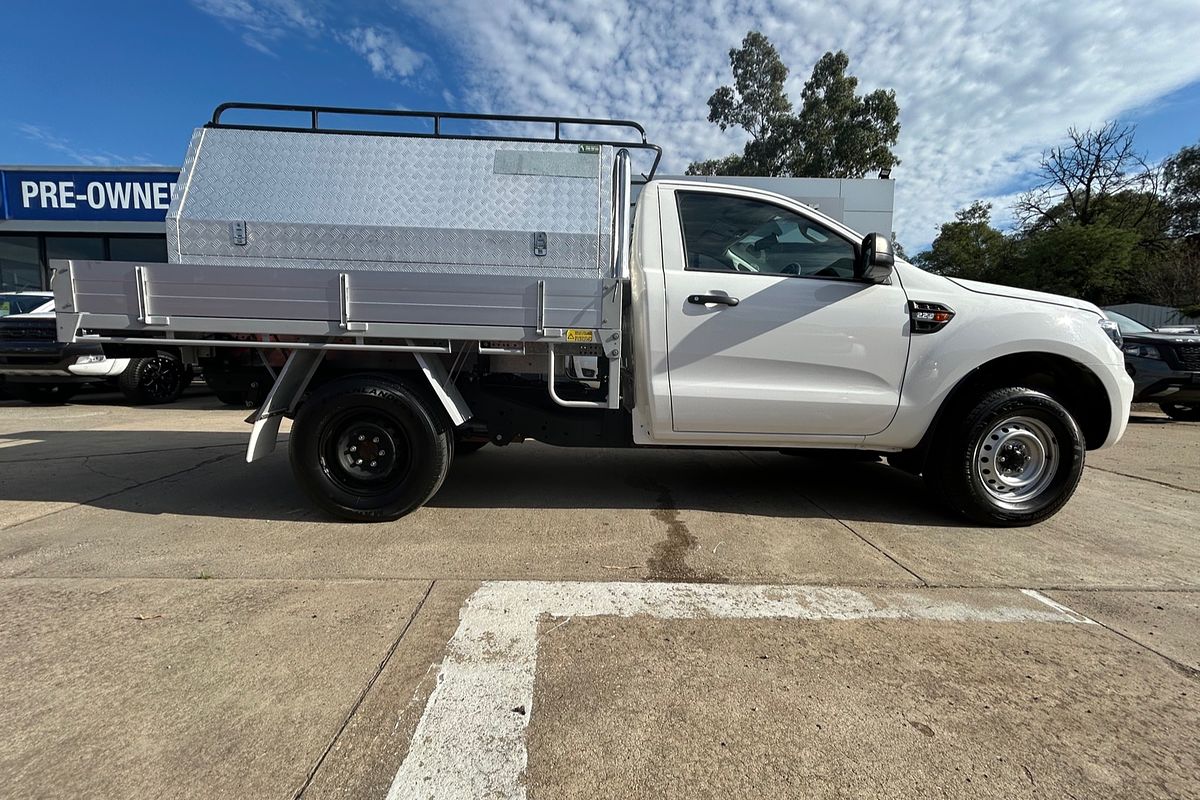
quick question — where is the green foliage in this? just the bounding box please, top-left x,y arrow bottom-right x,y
697,32 -> 793,176
788,51 -> 901,178
918,128 -> 1200,308
1139,242 -> 1200,310
914,202 -> 1009,283
687,33 -> 900,179
685,154 -> 745,177
1016,223 -> 1141,305
1164,143 -> 1200,238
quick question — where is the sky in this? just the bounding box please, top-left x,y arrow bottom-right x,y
2,0 -> 1199,251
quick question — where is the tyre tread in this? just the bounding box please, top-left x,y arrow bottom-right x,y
289,375 -> 452,521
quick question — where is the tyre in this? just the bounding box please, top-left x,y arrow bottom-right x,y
120,354 -> 188,404
289,375 -> 453,521
925,387 -> 1085,526
205,370 -> 271,408
8,382 -> 79,405
1159,402 -> 1200,421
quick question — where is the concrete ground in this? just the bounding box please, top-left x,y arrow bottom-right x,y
0,390 -> 1197,799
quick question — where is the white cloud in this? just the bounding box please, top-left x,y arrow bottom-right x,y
15,124 -> 140,166
397,0 -> 1200,249
191,0 -> 323,55
338,26 -> 426,80
192,1 -> 427,82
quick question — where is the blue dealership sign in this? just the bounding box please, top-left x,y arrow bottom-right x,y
0,169 -> 181,222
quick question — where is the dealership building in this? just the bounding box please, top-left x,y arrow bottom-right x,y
0,165 -> 894,295
0,166 -> 179,293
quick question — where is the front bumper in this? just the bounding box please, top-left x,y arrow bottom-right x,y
1101,360 -> 1135,449
1126,357 -> 1200,403
0,341 -> 113,382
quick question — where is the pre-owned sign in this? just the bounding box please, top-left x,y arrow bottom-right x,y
0,169 -> 181,222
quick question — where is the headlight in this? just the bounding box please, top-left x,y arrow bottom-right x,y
1098,318 -> 1122,350
74,354 -> 107,365
1121,343 -> 1162,360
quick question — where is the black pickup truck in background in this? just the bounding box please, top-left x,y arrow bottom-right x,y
1105,309 -> 1200,421
0,293 -> 191,405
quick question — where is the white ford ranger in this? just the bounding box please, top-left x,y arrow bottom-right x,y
52,103 -> 1133,525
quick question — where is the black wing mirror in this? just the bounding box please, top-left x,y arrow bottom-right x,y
856,233 -> 894,283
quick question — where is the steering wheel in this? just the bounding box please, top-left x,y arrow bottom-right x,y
781,262 -> 801,275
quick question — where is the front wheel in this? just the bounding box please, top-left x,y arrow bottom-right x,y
926,387 -> 1085,526
1159,402 -> 1200,421
289,376 -> 453,521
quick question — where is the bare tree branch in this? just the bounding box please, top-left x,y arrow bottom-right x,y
1016,122 -> 1158,231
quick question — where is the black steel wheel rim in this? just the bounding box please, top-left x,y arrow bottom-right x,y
318,408 -> 413,496
141,358 -> 181,400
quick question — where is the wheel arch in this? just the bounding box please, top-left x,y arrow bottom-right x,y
904,351 -> 1113,469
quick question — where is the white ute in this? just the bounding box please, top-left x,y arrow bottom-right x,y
53,103 -> 1133,525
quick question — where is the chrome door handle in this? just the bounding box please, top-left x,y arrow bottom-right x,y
687,294 -> 739,307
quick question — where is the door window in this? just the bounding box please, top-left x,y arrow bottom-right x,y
677,192 -> 857,279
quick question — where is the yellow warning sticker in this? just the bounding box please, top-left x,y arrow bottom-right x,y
565,329 -> 595,343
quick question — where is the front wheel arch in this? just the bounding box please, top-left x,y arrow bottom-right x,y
894,352 -> 1112,475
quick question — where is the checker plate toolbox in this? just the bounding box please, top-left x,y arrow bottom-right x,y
54,103 -> 660,372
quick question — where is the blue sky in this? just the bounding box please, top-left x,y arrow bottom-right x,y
3,0 -> 1199,249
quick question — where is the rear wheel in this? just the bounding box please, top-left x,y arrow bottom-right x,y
8,382 -> 79,405
926,387 -> 1085,526
1159,402 -> 1200,421
120,354 -> 189,404
289,376 -> 452,521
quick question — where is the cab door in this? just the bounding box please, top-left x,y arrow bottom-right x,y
661,186 -> 910,436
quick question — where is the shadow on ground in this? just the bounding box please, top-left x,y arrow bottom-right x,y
0,429 -> 963,528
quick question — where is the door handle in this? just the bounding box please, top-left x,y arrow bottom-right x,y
687,294 -> 740,307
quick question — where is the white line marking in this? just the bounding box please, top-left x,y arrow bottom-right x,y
387,581 -> 1092,800
1020,588 -> 1098,624
0,438 -> 43,449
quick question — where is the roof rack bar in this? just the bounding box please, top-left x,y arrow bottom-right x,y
208,102 -> 662,181
210,102 -> 648,140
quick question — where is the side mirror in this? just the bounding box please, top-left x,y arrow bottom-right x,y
856,233 -> 894,283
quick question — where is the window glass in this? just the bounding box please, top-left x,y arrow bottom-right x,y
677,192 -> 857,279
0,236 -> 43,292
0,293 -> 52,316
1104,310 -> 1152,335
108,236 -> 168,263
45,236 -> 104,262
